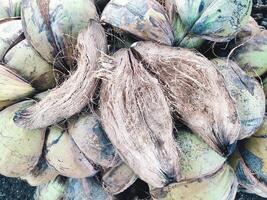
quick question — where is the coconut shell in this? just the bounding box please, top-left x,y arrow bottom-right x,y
101,0 -> 174,45
0,100 -> 45,177
212,58 -> 265,139
231,30 -> 267,77
34,176 -> 68,200
3,39 -> 56,91
229,149 -> 267,198
0,0 -> 21,19
238,118 -> 267,189
176,130 -> 226,181
150,164 -> 238,200
100,48 -> 180,188
0,64 -> 34,104
64,178 -> 113,200
21,157 -> 59,186
0,18 -> 23,60
69,113 -> 120,168
14,20 -> 107,129
45,125 -> 98,178
21,0 -> 98,67
132,41 -> 240,156
102,162 -> 138,195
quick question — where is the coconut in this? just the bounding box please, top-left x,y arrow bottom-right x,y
101,0 -> 174,45
263,77 -> 267,100
0,64 -> 34,107
176,129 -> 226,181
132,41 -> 240,156
212,58 -> 265,139
34,176 -> 68,200
167,0 -> 252,43
45,125 -> 98,178
0,18 -> 23,60
68,113 -> 120,168
0,0 -> 21,19
65,178 -> 113,200
229,148 -> 267,198
21,157 -> 59,186
231,29 -> 267,77
21,0 -> 98,67
100,48 -> 180,188
0,100 -> 45,177
14,20 -> 107,129
102,162 -> 138,195
150,164 -> 238,200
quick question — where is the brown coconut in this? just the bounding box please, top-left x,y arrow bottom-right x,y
99,49 -> 180,188
132,41 -> 240,156
14,20 -> 107,129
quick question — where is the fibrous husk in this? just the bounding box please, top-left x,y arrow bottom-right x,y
45,125 -> 98,178
0,100 -> 45,177
64,178 -> 113,200
238,117 -> 267,189
34,176 -> 68,200
176,129 -> 226,181
68,113 -> 120,168
229,148 -> 267,198
101,0 -> 174,45
263,77 -> 267,101
100,48 -> 180,188
0,0 -> 21,19
231,29 -> 267,77
150,164 -> 238,200
212,58 -> 265,139
0,64 -> 34,108
0,18 -> 23,60
102,161 -> 138,195
167,0 -> 252,44
132,41 -> 240,156
14,20 -> 107,129
236,17 -> 261,40
3,39 -> 56,91
21,156 -> 59,186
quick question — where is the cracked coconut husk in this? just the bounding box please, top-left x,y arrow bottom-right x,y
99,48 -> 180,188
13,20 -> 107,129
132,41 -> 240,156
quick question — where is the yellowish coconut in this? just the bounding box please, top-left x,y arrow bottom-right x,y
45,125 -> 98,178
0,100 -> 45,177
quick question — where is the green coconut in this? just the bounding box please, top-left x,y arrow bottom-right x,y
0,100 -> 44,177
150,164 -> 238,200
21,0 -> 98,67
212,58 -> 265,139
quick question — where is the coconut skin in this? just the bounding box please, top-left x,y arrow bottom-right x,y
132,41 -> 240,156
151,164 -> 238,200
0,0 -> 21,19
21,0 -> 98,67
69,113 -> 120,168
0,100 -> 45,177
100,49 -> 180,188
45,126 -> 98,178
212,58 -> 265,139
101,0 -> 174,45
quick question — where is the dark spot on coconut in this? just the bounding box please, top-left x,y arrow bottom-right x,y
217,9 -> 222,13
198,1 -> 205,13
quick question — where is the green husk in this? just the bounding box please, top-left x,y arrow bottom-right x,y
212,58 -> 265,139
0,100 -> 44,177
0,0 -> 21,19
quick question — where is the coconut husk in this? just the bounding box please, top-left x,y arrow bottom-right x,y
212,58 -> 265,139
0,0 -> 21,19
64,178 -> 114,200
100,48 -> 180,188
150,164 -> 238,200
21,0 -> 98,68
102,161 -> 138,195
101,0 -> 174,45
132,41 -> 240,156
68,113 -> 120,168
0,100 -> 45,177
45,125 -> 98,178
14,20 -> 107,129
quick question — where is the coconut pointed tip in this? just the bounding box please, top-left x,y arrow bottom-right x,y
13,109 -> 34,129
